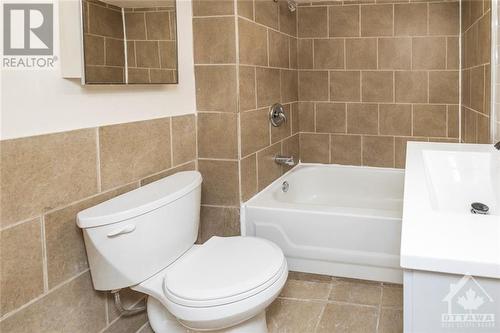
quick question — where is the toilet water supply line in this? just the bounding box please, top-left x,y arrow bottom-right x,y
111,289 -> 147,316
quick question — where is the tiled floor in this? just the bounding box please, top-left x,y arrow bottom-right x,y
266,272 -> 403,333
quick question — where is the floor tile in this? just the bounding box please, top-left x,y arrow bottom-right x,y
329,278 -> 382,306
316,302 -> 378,333
280,279 -> 332,300
267,298 -> 325,333
378,308 -> 403,333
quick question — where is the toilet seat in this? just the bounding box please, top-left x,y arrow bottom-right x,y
163,236 -> 285,307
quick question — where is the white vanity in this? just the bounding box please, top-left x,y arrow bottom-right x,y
401,142 -> 500,332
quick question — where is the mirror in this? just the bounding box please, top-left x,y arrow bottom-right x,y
81,0 -> 178,85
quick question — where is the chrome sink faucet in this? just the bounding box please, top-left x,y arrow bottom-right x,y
495,141 -> 500,150
274,155 -> 295,167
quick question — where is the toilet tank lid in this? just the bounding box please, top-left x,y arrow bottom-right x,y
76,171 -> 202,229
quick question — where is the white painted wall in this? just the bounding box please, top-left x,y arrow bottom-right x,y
0,0 -> 196,140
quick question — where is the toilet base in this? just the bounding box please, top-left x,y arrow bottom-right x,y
147,296 -> 268,333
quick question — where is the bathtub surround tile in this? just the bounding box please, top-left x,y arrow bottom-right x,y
269,30 -> 290,69
394,137 -> 428,169
279,1 -> 297,37
192,0 -> 234,16
299,71 -> 329,101
197,112 -> 238,159
135,41 -> 160,68
0,272 -> 107,333
316,302 -> 378,333
360,4 -> 393,37
44,183 -> 139,289
257,143 -> 283,190
428,2 -> 459,36
299,133 -> 330,163
238,18 -> 268,67
0,218 -> 44,316
313,39 -> 344,69
281,70 -> 299,103
241,154 -> 258,202
239,66 -> 257,111
199,206 -> 241,244
298,102 -> 315,132
395,71 -> 428,103
429,71 -> 459,104
379,104 -> 412,136
413,105 -> 447,137
254,0 -> 279,30
330,71 -> 361,102
298,39 -> 313,69
198,160 -> 239,206
394,3 -> 427,36
171,114 -> 197,166
346,103 -> 378,135
238,0 -> 254,20
329,5 -> 359,38
140,161 -> 196,186
145,11 -> 170,40
241,108 -> 271,156
193,17 -> 236,64
345,38 -> 377,69
195,65 -> 237,112
267,299 -> 325,333
256,67 -> 281,107
315,103 -> 346,133
298,6 -> 328,38
331,135 -> 362,166
99,118 -> 171,190
412,37 -> 447,70
378,38 -> 411,70
291,103 -> 299,135
362,136 -> 395,168
289,38 -> 298,70
0,129 -> 98,227
361,71 -> 394,103
281,134 -> 300,171
271,105 -> 292,143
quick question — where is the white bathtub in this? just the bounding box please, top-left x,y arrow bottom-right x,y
241,163 -> 405,284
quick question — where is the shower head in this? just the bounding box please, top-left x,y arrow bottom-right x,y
274,0 -> 297,12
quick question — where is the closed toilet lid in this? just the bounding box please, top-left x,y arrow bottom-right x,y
163,236 -> 285,307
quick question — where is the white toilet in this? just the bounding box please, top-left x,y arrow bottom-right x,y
77,171 -> 288,333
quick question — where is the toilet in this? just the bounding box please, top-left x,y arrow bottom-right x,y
76,171 -> 288,333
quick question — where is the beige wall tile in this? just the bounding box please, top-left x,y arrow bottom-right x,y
255,0 -> 279,30
428,2 -> 459,36
193,17 -> 236,64
298,39 -> 313,69
447,105 -> 460,138
1,129 -> 98,227
347,103 -> 378,135
199,206 -> 240,244
150,69 -> 176,84
99,118 -> 171,190
379,104 -> 411,136
159,41 -> 177,69
1,219 -> 43,316
269,30 -> 290,68
289,37 -> 298,69
257,67 -> 281,107
464,107 -> 478,143
329,5 -> 359,37
477,113 -> 490,144
195,65 -> 237,112
291,103 -> 299,134
429,71 -> 459,104
127,68 -> 149,84
135,41 -> 160,68
298,6 -> 328,38
198,160 -> 239,206
346,38 -> 377,69
241,154 -> 257,202
470,65 -> 485,114
330,71 -> 361,102
395,137 -> 427,168
395,71 -> 428,103
298,102 -> 315,132
239,66 -> 257,111
84,35 -> 104,65
197,112 -> 238,159
140,162 -> 196,186
239,19 -> 268,66
282,134 -> 300,172
241,108 -> 271,156
279,1 -> 297,36
271,104 -> 292,143
447,37 -> 459,69
394,3 -> 427,36
331,134 -> 362,166
281,70 -> 298,103
44,184 -> 138,289
299,71 -> 329,101
362,135 -> 395,168
315,103 -> 346,133
413,104 -> 447,137
257,143 -> 283,190
193,0 -> 235,16
378,38 -> 411,70
361,4 -> 393,37
85,66 -> 124,84
316,303 -> 378,333
314,39 -> 344,69
124,12 -> 146,40
171,114 -> 197,166
145,11 -> 171,40
412,37 -> 446,70
89,3 -> 123,39
361,71 -> 394,103
0,272 -> 107,333
300,133 -> 330,163
238,0 -> 254,19
478,13 -> 491,66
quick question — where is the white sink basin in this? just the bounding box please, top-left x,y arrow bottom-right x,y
401,142 -> 500,278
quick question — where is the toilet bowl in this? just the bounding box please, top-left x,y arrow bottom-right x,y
76,171 -> 287,332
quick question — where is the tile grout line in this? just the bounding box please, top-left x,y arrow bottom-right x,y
40,216 -> 49,293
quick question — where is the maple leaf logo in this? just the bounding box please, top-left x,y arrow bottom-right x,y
457,289 -> 484,311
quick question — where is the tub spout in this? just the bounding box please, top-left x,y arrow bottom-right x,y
275,155 -> 295,166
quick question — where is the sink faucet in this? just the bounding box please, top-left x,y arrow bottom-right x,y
274,155 -> 295,167
495,141 -> 500,150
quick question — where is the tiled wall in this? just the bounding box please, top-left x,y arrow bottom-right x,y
461,0 -> 492,143
297,0 -> 460,168
125,6 -> 178,84
83,0 -> 126,83
0,115 -> 196,332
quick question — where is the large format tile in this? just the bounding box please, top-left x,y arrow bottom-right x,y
198,160 -> 239,206
316,302 -> 378,333
267,299 -> 325,333
171,114 -> 197,166
280,279 -> 332,300
0,219 -> 43,316
99,118 -> 171,190
193,17 -> 236,64
0,129 -> 98,227
199,206 -> 240,243
197,112 -> 238,159
195,65 -> 237,112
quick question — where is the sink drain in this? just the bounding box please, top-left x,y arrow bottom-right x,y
471,202 -> 489,215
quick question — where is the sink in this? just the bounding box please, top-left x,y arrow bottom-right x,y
401,142 -> 500,279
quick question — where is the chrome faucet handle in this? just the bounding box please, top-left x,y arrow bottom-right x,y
495,141 -> 500,150
269,103 -> 287,127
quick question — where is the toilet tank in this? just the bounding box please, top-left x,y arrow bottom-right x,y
77,171 -> 202,291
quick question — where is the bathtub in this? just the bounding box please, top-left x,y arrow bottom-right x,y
241,163 -> 405,284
